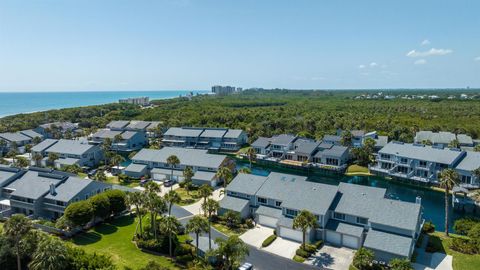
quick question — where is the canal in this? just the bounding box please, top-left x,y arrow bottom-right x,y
237,162 -> 468,232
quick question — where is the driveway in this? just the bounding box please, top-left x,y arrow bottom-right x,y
305,245 -> 355,270
262,236 -> 300,259
180,187 -> 225,216
240,225 -> 275,248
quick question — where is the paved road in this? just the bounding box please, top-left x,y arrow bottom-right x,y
178,215 -> 319,270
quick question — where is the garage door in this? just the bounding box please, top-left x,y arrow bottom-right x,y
342,235 -> 359,249
258,215 -> 278,228
279,227 -> 303,242
326,231 -> 341,246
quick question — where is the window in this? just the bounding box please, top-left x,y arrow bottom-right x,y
257,197 -> 267,204
275,201 -> 282,207
356,217 -> 368,225
419,161 -> 427,167
334,212 -> 345,220
286,209 -> 297,217
400,158 -> 408,164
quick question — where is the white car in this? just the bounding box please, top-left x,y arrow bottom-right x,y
238,262 -> 253,270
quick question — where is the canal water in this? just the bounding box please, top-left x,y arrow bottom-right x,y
237,162 -> 467,232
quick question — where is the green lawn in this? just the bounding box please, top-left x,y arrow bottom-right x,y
429,232 -> 480,270
69,215 -> 179,270
345,165 -> 372,176
175,187 -> 202,206
212,223 -> 247,237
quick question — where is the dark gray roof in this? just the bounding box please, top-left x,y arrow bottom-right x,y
315,145 -> 348,158
31,139 -> 58,152
92,129 -> 122,139
322,135 -> 341,142
124,163 -> 148,173
379,142 -> 464,165
164,127 -> 203,137
200,129 -> 227,138
455,151 -> 480,171
325,220 -> 364,238
457,134 -> 473,145
40,122 -> 77,130
46,139 -> 98,155
192,171 -> 216,181
19,130 -> 43,139
256,205 -> 282,218
219,196 -> 249,213
6,171 -> 63,199
351,130 -> 366,137
251,137 -> 271,148
44,177 -> 105,202
224,129 -> 244,139
363,229 -> 413,257
132,147 -> 226,169
0,132 -> 31,142
294,140 -> 320,155
271,134 -> 296,146
126,121 -> 151,130
106,120 -> 130,129
121,131 -> 139,140
318,142 -> 335,149
227,173 -> 268,196
0,167 -> 22,187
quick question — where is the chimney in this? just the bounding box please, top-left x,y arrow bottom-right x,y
415,196 -> 422,204
49,183 -> 56,195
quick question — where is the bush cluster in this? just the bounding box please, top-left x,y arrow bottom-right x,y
261,235 -> 277,247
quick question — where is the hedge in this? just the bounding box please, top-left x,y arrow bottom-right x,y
261,235 -> 277,248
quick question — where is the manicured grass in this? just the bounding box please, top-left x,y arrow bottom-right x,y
429,232 -> 480,270
69,215 -> 179,270
105,176 -> 139,188
175,187 -> 202,206
293,255 -> 305,263
345,165 -> 372,176
211,223 -> 247,237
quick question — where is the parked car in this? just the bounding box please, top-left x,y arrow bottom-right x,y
164,180 -> 175,187
238,262 -> 253,270
87,169 -> 97,178
140,179 -> 151,186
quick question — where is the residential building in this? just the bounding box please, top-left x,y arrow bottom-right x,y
125,147 -> 230,186
118,97 -> 150,106
1,167 -> 110,219
162,127 -> 247,151
322,135 -> 342,146
414,131 -> 474,148
312,144 -> 350,169
211,85 -> 236,95
219,172 -> 423,262
370,141 -> 480,187
0,132 -> 33,154
90,129 -> 147,152
30,139 -> 103,169
105,120 -> 161,138
332,130 -> 388,149
35,122 -> 81,139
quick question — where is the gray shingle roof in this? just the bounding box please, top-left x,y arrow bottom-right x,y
379,142 -> 464,165
164,127 -> 204,137
121,131 -> 139,140
219,196 -> 249,213
271,134 -> 296,146
40,122 -> 77,130
455,151 -> 480,171
19,130 -> 43,139
363,229 -> 413,257
124,163 -> 148,173
192,171 -> 216,181
0,167 -> 22,187
0,132 -> 31,142
107,120 -> 130,129
126,121 -> 151,130
44,177 -> 106,202
132,147 -> 226,169
315,145 -> 348,158
415,131 -> 456,145
457,134 -> 473,145
224,129 -> 243,139
46,139 -> 98,156
6,171 -> 63,199
325,220 -> 364,238
322,135 -> 341,143
256,205 -> 282,218
251,137 -> 271,148
374,136 -> 389,148
227,173 -> 268,196
294,140 -> 320,155
200,129 -> 227,138
31,139 -> 58,152
92,129 -> 122,139
351,130 -> 366,137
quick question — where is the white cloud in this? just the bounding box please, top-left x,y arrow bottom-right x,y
414,59 -> 427,65
370,62 -> 378,67
358,64 -> 366,69
475,56 -> 480,62
421,39 -> 430,46
406,48 -> 453,57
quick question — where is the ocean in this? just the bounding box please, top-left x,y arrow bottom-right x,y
0,90 -> 208,118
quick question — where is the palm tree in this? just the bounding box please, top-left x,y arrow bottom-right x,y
102,138 -> 112,165
8,149 -> 18,165
473,167 -> 480,184
159,215 -> 180,257
32,152 -> 43,167
29,237 -> 69,270
145,192 -> 166,240
164,190 -> 181,215
340,130 -> 353,147
216,166 -> 233,188
293,210 -> 318,249
202,198 -> 219,249
183,166 -> 194,195
166,155 -> 180,189
15,157 -> 29,168
110,154 -> 125,170
211,235 -> 249,270
198,184 -> 213,215
113,134 -> 124,153
439,168 -> 459,236
126,192 -> 145,237
186,216 -> 209,256
246,147 -> 256,168
448,139 -> 460,149
0,139 -> 7,156
4,214 -> 32,270
32,136 -> 42,145
47,152 -> 59,167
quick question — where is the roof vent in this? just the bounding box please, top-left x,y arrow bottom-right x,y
49,183 -> 57,195
416,196 -> 422,204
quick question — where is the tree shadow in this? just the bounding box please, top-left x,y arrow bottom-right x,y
72,231 -> 102,245
94,223 -> 118,235
111,215 -> 135,227
310,252 -> 335,268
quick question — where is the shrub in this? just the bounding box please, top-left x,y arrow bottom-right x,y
352,248 -> 374,270
303,244 -> 317,253
295,248 -> 309,258
104,189 -> 126,215
66,246 -> 116,270
175,254 -> 194,265
261,235 -> 277,247
454,218 -> 480,235
138,261 -> 170,270
422,221 -> 435,234
175,243 -> 192,256
293,255 -> 306,263
313,240 -> 324,249
467,223 -> 480,246
389,258 -> 413,270
245,218 -> 254,229
89,193 -> 111,220
450,238 -> 478,254
136,238 -> 163,252
64,200 -> 93,227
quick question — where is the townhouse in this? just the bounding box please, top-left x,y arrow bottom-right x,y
162,127 -> 248,151
414,130 -> 475,149
0,132 -> 34,154
31,139 -> 103,169
106,120 -> 161,138
370,141 -> 480,187
219,172 -> 423,262
0,167 -> 110,219
90,129 -> 147,152
35,122 -> 81,138
125,147 -> 231,186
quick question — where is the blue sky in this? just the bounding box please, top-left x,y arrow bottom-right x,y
0,0 -> 479,91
